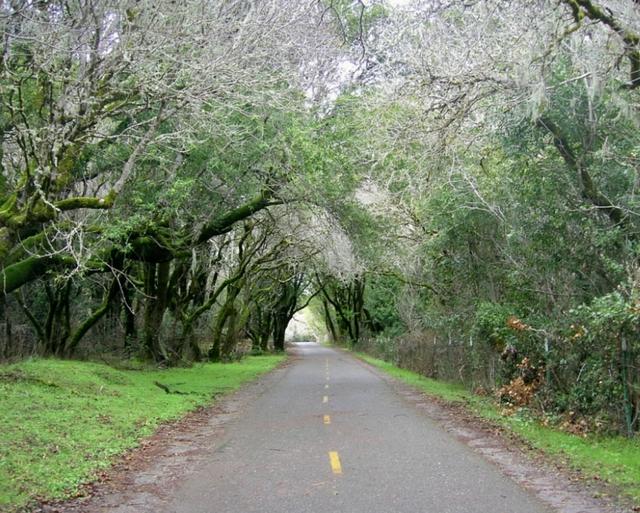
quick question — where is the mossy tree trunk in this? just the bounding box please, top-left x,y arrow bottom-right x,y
142,262 -> 171,362
64,277 -> 121,356
246,302 -> 273,352
322,298 -> 338,343
209,281 -> 244,361
271,278 -> 301,352
122,275 -> 137,352
0,297 -> 10,360
221,298 -> 251,360
40,280 -> 72,356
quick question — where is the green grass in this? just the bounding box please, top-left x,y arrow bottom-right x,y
358,354 -> 472,402
0,355 -> 284,512
358,353 -> 640,505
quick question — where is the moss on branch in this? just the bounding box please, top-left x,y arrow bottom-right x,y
562,0 -> 640,88
195,190 -> 279,245
54,192 -> 115,211
0,189 -> 278,295
1,255 -> 63,294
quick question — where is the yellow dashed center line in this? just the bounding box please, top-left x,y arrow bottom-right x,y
324,383 -> 329,389
323,414 -> 331,425
329,451 -> 342,474
322,395 -> 328,403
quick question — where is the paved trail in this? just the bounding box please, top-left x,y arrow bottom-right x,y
163,343 -> 550,513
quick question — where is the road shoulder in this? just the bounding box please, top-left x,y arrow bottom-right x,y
36,356 -> 294,513
345,349 -> 635,513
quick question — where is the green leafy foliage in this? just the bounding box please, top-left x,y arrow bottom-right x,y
353,67 -> 640,434
364,274 -> 405,337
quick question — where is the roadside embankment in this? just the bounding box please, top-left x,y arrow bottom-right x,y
0,355 -> 285,512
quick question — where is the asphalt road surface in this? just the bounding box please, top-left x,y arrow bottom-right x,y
163,342 -> 551,513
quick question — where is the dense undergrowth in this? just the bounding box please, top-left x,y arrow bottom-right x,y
0,356 -> 284,512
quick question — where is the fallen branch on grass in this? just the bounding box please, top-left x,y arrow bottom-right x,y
153,381 -> 189,395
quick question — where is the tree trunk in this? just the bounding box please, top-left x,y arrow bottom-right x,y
122,277 -> 137,352
178,319 -> 203,361
143,262 -> 170,362
65,278 -> 119,356
220,304 -> 239,360
209,297 -> 233,361
209,284 -> 242,361
322,298 -> 338,343
41,281 -> 72,356
272,314 -> 288,352
0,297 -> 9,360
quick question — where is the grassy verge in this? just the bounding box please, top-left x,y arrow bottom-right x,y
0,355 -> 284,512
357,353 -> 640,505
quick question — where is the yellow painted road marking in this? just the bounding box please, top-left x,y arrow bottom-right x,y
324,415 -> 331,425
329,451 -> 342,474
323,395 -> 328,403
325,384 -> 329,389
